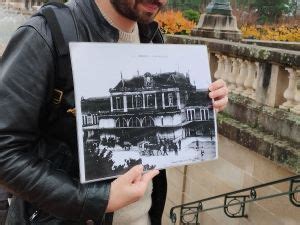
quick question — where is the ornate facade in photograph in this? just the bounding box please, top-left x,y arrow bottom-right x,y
82,71 -> 214,144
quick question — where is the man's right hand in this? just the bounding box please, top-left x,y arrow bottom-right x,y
105,165 -> 159,212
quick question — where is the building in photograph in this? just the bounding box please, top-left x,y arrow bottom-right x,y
81,71 -> 215,145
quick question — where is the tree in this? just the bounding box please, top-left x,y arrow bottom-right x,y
253,0 -> 295,23
167,0 -> 202,11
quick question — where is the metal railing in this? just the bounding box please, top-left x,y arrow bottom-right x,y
170,175 -> 300,224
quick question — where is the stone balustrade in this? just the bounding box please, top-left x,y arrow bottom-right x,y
214,55 -> 300,114
165,35 -> 300,113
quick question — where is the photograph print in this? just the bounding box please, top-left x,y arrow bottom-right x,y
70,43 -> 218,183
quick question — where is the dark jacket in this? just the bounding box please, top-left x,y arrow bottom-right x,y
0,0 -> 167,224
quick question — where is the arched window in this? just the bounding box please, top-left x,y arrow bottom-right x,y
116,117 -> 127,127
142,116 -> 154,127
128,117 -> 141,127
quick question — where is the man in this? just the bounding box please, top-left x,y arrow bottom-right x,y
0,0 -> 228,224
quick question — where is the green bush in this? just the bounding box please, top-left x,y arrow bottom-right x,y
183,9 -> 200,23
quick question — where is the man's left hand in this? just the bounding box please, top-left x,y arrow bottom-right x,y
208,79 -> 229,112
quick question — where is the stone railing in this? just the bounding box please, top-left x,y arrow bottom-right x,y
213,53 -> 300,114
166,35 -> 300,172
166,35 -> 300,110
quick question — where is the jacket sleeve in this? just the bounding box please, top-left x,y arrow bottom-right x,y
0,25 -> 110,223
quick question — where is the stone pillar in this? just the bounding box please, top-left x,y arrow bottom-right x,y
162,92 -> 165,109
228,58 -> 240,90
176,91 -> 181,109
123,95 -> 127,112
191,0 -> 242,41
234,59 -> 247,94
251,62 -> 260,100
110,95 -> 113,112
154,93 -> 157,109
243,61 -> 256,97
82,115 -> 87,126
200,109 -> 203,120
280,68 -> 299,110
214,54 -> 225,80
223,55 -> 232,85
291,70 -> 300,114
142,93 -> 145,109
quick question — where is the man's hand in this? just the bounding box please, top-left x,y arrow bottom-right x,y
209,79 -> 229,112
105,165 -> 159,212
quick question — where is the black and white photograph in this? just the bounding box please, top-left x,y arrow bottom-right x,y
70,43 -> 218,183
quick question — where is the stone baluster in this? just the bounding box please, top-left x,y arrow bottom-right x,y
233,59 -> 248,94
291,70 -> 300,114
280,68 -> 298,110
250,62 -> 260,100
243,61 -> 256,97
222,55 -> 232,85
228,58 -> 240,91
214,54 -> 225,80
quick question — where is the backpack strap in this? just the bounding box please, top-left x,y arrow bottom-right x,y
39,1 -> 79,107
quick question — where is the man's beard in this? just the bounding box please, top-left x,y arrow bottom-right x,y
110,0 -> 163,24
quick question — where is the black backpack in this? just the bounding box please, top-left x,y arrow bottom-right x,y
34,2 -> 80,170
35,1 -> 79,112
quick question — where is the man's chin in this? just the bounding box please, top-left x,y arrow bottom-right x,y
137,12 -> 157,24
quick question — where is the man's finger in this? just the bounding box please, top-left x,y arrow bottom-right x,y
131,170 -> 160,198
209,86 -> 228,99
213,96 -> 228,109
209,79 -> 226,91
215,105 -> 226,113
141,170 -> 160,184
124,165 -> 143,183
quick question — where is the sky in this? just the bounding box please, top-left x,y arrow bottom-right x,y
70,42 -> 212,98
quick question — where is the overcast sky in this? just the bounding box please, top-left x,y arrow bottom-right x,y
70,43 -> 212,99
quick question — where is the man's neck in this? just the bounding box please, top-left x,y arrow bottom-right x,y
95,0 -> 136,33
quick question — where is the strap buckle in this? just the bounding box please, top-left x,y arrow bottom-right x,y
52,89 -> 63,104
